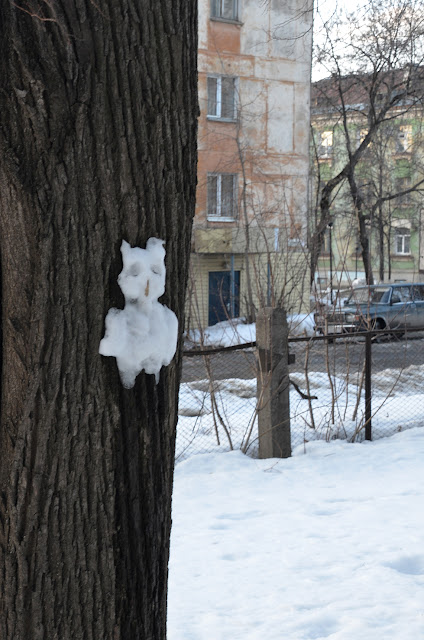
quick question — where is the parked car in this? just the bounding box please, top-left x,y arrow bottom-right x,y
314,283 -> 424,334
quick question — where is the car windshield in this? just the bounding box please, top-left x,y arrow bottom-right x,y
347,286 -> 391,305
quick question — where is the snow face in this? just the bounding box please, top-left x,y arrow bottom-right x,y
99,238 -> 178,388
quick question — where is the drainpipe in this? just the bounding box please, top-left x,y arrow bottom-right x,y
230,253 -> 235,318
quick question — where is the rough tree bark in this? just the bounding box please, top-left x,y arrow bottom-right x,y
347,172 -> 374,284
0,1 -> 198,639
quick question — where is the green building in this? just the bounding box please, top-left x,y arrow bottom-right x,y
311,72 -> 424,292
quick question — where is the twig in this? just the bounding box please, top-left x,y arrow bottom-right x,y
290,378 -> 318,400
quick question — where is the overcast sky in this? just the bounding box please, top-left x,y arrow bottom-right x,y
312,0 -> 374,80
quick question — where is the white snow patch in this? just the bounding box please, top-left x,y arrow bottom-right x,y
169,428 -> 424,639
187,313 -> 316,348
99,238 -> 178,388
287,312 -> 316,337
176,362 -> 424,461
187,319 -> 256,348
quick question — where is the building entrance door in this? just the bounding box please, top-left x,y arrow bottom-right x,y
208,270 -> 240,326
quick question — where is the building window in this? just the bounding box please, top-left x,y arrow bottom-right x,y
318,130 -> 333,158
394,227 -> 411,255
211,0 -> 239,21
413,284 -> 424,301
207,76 -> 237,120
395,125 -> 413,153
394,176 -> 412,205
207,173 -> 237,219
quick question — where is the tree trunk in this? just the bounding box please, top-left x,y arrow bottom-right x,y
377,164 -> 385,282
357,213 -> 374,285
0,2 -> 198,639
310,171 -> 346,285
235,134 -> 256,323
378,203 -> 385,282
347,173 -> 374,285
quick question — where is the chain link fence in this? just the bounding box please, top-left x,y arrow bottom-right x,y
177,329 -> 424,462
178,344 -> 258,462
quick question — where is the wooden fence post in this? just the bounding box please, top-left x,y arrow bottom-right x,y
256,307 -> 291,458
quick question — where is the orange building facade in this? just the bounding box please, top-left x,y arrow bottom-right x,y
189,0 -> 313,329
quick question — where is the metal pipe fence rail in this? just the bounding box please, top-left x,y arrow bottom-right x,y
177,327 -> 424,462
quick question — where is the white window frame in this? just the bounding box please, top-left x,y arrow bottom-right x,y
394,227 -> 411,255
396,125 -> 413,153
210,0 -> 239,21
207,173 -> 238,221
207,75 -> 237,121
319,130 -> 333,158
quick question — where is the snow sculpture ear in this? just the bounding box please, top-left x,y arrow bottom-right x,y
145,237 -> 165,252
121,239 -> 131,259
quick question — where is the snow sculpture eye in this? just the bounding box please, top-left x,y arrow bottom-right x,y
99,238 -> 178,388
129,263 -> 140,277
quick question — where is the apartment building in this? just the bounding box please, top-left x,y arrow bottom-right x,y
189,0 -> 313,328
311,72 -> 424,289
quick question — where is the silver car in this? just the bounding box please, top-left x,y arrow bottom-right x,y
315,283 -> 424,334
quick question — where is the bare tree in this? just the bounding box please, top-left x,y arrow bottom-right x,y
310,0 -> 424,285
0,1 -> 198,638
349,121 -> 424,282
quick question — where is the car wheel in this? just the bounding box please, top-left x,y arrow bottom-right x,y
371,319 -> 386,341
372,319 -> 385,331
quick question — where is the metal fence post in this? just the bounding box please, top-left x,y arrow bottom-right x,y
256,307 -> 291,458
365,331 -> 372,440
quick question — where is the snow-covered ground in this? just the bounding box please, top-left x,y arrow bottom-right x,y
186,314 -> 316,349
169,428 -> 424,640
173,321 -> 424,638
177,363 -> 424,460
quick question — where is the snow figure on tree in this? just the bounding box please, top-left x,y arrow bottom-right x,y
99,238 -> 178,388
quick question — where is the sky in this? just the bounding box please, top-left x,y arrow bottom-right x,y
312,0 -> 369,80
